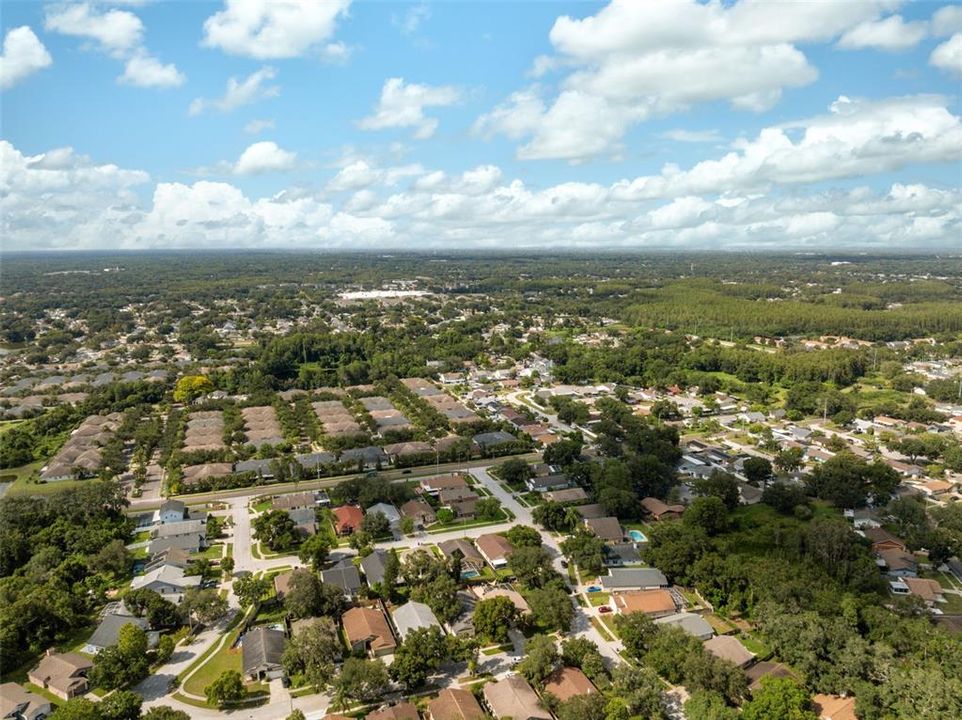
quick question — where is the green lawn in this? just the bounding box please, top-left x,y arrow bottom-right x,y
191,543 -> 225,561
3,461 -> 93,496
251,498 -> 273,513
587,591 -> 611,607
180,624 -> 268,702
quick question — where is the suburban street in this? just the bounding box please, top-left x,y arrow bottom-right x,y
138,461 -> 625,718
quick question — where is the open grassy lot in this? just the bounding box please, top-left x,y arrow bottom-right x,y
2,461 -> 93,496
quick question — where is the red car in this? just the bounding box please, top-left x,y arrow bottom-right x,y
598,606 -> 612,614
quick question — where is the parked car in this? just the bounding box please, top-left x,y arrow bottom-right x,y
598,606 -> 612,614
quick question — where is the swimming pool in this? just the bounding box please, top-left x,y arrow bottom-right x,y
628,529 -> 647,542
461,569 -> 480,579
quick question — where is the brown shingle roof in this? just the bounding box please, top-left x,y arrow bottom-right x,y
483,675 -> 551,720
342,606 -> 396,653
611,589 -> 677,616
542,666 -> 596,701
428,688 -> 485,720
367,703 -> 420,720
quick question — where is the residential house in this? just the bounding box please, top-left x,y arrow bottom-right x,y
288,507 -> 317,536
449,592 -> 477,637
903,577 -> 945,606
544,487 -> 589,504
654,612 -> 714,640
342,606 -> 397,657
27,651 -> 92,700
366,503 -> 402,532
542,667 -> 596,702
400,499 -> 437,527
584,517 -> 624,544
438,539 -> 484,571
332,505 -> 364,535
703,635 -> 755,668
574,504 -> 606,520
234,458 -> 274,479
604,542 -> 642,566
610,589 -> 677,618
641,497 -> 685,521
598,568 -> 668,592
482,675 -> 552,720
155,499 -> 187,524
367,703 -> 420,720
525,474 -> 569,493
745,661 -> 795,692
477,587 -> 530,615
322,562 -> 363,600
242,626 -> 286,681
129,563 -> 201,601
391,601 -> 441,640
84,614 -> 157,655
863,528 -> 908,553
0,683 -> 51,720
421,474 -> 470,496
472,431 -> 517,453
877,547 -> 918,577
144,546 -> 190,573
295,452 -> 336,474
272,492 -> 316,512
340,446 -> 389,470
150,519 -> 207,541
475,534 -> 514,570
147,534 -> 205,556
361,549 -> 393,587
273,571 -> 293,600
427,687 -> 485,720
812,694 -> 858,720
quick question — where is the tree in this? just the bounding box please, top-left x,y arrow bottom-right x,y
173,375 -> 213,403
233,575 -> 271,608
543,438 -> 584,467
333,658 -> 389,707
743,457 -> 774,486
411,572 -> 462,624
684,690 -> 738,720
651,400 -> 681,420
475,497 -> 502,521
142,708 -> 191,720
505,525 -> 542,548
556,693 -> 607,720
608,664 -> 665,720
98,690 -> 142,720
509,545 -> 557,588
761,482 -> 808,514
693,470 -> 741,510
645,521 -> 711,585
361,511 -> 390,538
473,596 -> 519,642
252,510 -> 299,551
399,515 -> 416,535
517,634 -> 559,686
117,623 -> 148,659
205,669 -> 245,707
182,587 -> 228,626
220,555 -> 234,577
206,516 -> 223,540
684,496 -> 729,536
155,634 -> 175,663
499,457 -> 533,485
436,508 -> 455,524
560,637 -> 604,675
284,569 -> 345,619
528,586 -> 574,631
806,453 -> 899,508
533,501 -> 577,532
614,613 -> 657,659
741,677 -> 817,720
389,626 -> 450,689
283,617 -> 341,690
298,533 -> 333,569
91,539 -> 129,577
559,530 -> 606,575
774,446 -> 804,473
49,698 -> 101,720
286,712 -> 307,720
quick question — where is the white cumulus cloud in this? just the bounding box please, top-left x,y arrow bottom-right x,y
837,15 -> 927,51
931,33 -> 962,75
359,77 -> 461,139
120,52 -> 185,88
202,0 -> 352,59
190,66 -> 280,115
233,141 -> 297,175
0,26 -> 52,90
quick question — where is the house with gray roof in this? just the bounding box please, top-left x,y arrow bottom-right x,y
391,601 -> 441,640
653,612 -> 714,640
242,626 -> 286,680
84,614 -> 157,654
598,568 -> 668,591
361,549 -> 392,587
321,562 -> 363,599
234,458 -> 274,478
341,446 -> 389,469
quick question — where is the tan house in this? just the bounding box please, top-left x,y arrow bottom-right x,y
542,666 -> 596,701
812,694 -> 858,720
703,635 -> 755,668
400,499 -> 437,527
641,497 -> 685,521
483,675 -> 552,720
475,533 -> 514,569
342,606 -> 397,657
0,682 -> 52,720
367,703 -> 420,720
477,587 -> 531,614
427,688 -> 486,720
28,651 -> 93,700
610,589 -> 677,617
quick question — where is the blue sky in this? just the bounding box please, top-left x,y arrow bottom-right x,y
2,0 -> 961,250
